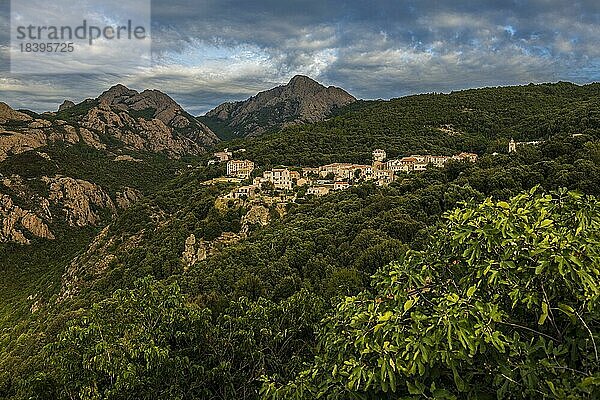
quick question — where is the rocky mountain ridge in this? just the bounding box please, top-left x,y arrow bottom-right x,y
0,193 -> 54,244
0,85 -> 220,162
204,75 -> 356,137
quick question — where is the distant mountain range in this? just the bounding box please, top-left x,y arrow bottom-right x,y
1,75 -> 357,162
201,75 -> 357,138
0,84 -> 225,247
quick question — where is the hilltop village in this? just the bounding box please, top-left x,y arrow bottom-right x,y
206,148 -> 478,202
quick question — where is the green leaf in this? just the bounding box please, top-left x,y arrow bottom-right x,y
557,303 -> 574,314
466,285 -> 476,297
546,380 -> 558,396
407,381 -> 424,395
379,311 -> 393,322
446,293 -> 460,303
538,302 -> 549,325
403,299 -> 415,312
452,367 -> 466,391
535,263 -> 544,274
433,388 -> 457,399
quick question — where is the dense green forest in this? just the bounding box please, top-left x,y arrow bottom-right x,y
1,82 -> 599,399
232,82 -> 600,167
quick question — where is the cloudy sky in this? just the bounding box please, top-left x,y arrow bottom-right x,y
1,0 -> 599,114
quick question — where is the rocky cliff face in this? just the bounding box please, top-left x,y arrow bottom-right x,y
91,84 -> 219,151
0,194 -> 54,244
182,233 -> 208,271
0,173 -> 140,244
204,75 -> 356,137
42,175 -> 116,227
0,85 -> 219,162
0,102 -> 33,124
0,104 -> 95,161
56,194 -> 280,300
58,100 -> 75,112
115,187 -> 142,209
57,226 -> 119,302
180,202 -> 277,270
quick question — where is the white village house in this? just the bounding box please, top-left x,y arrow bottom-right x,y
227,159 -> 255,179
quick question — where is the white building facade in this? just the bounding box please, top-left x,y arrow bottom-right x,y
227,160 -> 255,179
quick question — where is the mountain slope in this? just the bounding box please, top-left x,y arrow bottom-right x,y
0,84 -> 221,245
0,85 -> 219,163
202,75 -> 356,138
231,81 -> 600,167
78,84 -> 220,153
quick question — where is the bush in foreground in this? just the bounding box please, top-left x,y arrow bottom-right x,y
263,187 -> 600,399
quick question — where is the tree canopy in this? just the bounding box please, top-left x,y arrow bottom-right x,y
263,188 -> 600,399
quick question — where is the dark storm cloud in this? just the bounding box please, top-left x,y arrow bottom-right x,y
1,0 -> 598,113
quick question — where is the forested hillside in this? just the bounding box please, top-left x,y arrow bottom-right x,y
234,82 -> 600,166
1,82 -> 599,399
264,187 -> 600,399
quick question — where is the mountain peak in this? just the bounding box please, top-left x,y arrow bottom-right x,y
94,85 -> 219,147
96,86 -> 182,116
0,102 -> 33,123
98,84 -> 138,104
0,102 -> 13,111
109,83 -> 130,90
204,76 -> 356,137
288,74 -> 318,85
58,100 -> 76,112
